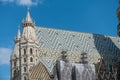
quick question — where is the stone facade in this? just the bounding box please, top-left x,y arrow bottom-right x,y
10,9 -> 39,80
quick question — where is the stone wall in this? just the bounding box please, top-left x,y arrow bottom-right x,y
56,60 -> 96,80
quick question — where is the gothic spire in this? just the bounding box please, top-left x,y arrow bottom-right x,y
22,8 -> 34,28
14,26 -> 21,43
21,8 -> 38,43
25,8 -> 32,22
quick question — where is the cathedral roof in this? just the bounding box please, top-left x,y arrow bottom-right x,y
29,62 -> 51,80
35,26 -> 120,75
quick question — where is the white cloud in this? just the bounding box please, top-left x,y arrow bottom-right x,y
0,0 -> 44,6
17,0 -> 37,6
0,48 -> 12,65
17,0 -> 45,6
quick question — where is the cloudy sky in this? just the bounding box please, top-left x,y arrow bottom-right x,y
0,0 -> 119,80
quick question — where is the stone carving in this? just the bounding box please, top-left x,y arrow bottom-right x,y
57,60 -> 96,80
61,51 -> 68,62
61,62 -> 72,80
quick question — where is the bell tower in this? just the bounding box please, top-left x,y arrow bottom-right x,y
21,8 -> 38,42
19,8 -> 39,80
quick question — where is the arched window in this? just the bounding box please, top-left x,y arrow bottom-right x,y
30,48 -> 32,55
30,57 -> 33,62
24,67 -> 26,72
14,70 -> 16,76
24,49 -> 26,55
24,58 -> 26,62
24,76 -> 26,80
14,62 -> 16,66
36,50 -> 37,54
36,50 -> 38,56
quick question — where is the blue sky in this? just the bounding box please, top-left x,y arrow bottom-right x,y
0,0 -> 119,80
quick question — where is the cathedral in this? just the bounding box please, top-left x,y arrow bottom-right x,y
10,1 -> 120,80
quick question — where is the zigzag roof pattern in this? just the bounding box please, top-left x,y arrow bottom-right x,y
35,26 -> 120,75
35,26 -> 120,54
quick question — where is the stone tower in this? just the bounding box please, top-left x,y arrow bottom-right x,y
10,27 -> 21,80
20,9 -> 39,80
10,9 -> 39,80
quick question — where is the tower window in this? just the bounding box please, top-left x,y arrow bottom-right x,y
36,50 -> 38,56
30,48 -> 32,55
14,70 -> 16,76
24,76 -> 26,80
14,62 -> 16,66
24,49 -> 26,55
24,67 -> 26,72
36,50 -> 37,54
30,57 -> 33,62
24,58 -> 26,62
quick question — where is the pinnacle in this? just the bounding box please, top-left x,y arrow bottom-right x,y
25,8 -> 32,22
17,26 -> 21,39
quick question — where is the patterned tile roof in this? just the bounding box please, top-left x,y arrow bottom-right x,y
35,26 -> 120,75
29,62 -> 51,80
